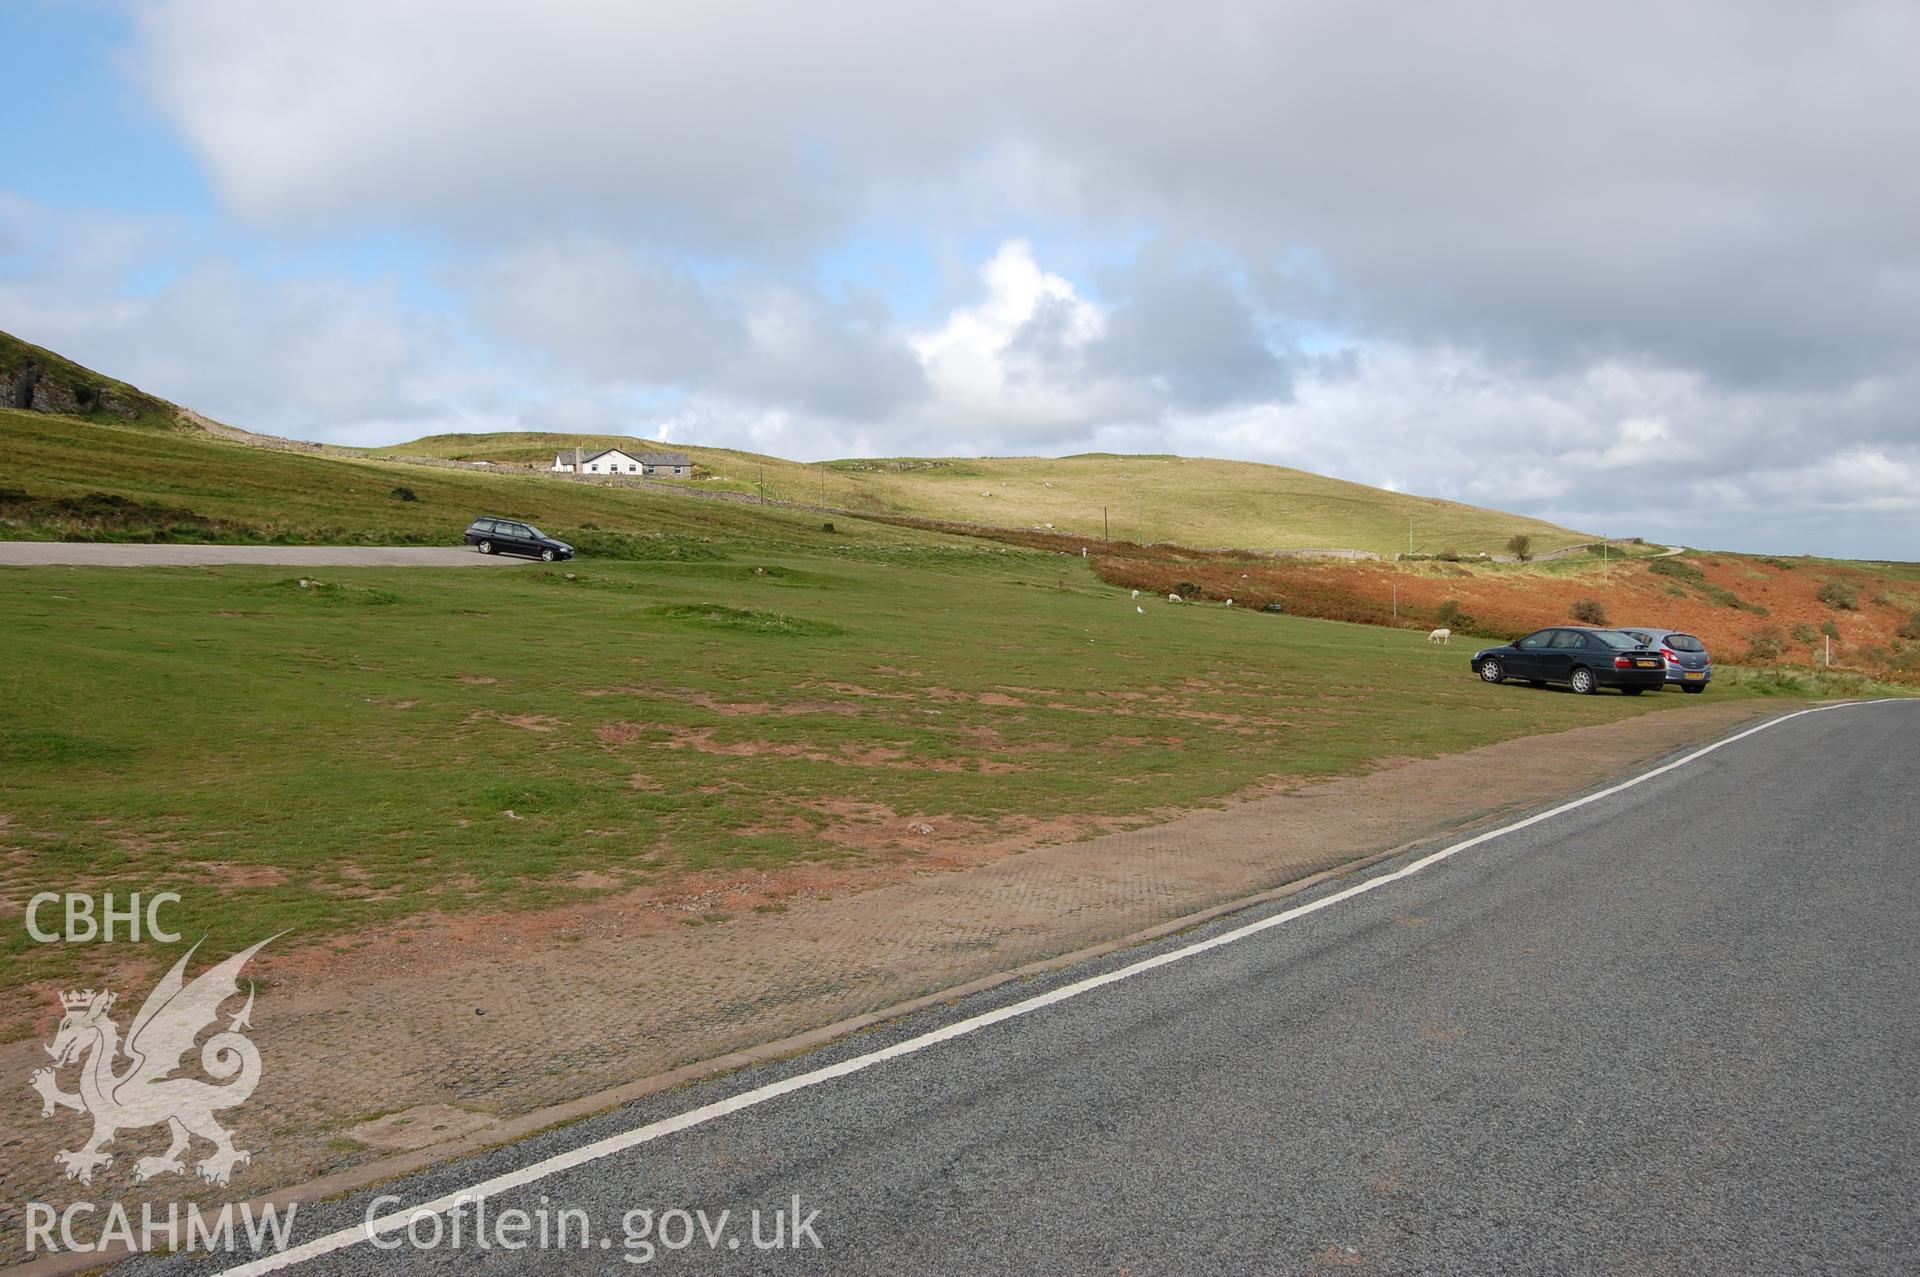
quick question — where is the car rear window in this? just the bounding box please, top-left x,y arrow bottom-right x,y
1666,634 -> 1706,653
1589,631 -> 1641,649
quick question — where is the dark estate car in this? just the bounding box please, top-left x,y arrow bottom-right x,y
1618,626 -> 1713,692
464,517 -> 574,561
1469,627 -> 1668,695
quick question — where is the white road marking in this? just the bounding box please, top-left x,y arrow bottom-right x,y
215,698 -> 1905,1275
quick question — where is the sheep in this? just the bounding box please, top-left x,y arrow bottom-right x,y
1136,606 -> 1145,614
1131,589 -> 1139,598
1428,627 -> 1452,645
1168,593 -> 1183,603
1225,598 -> 1233,606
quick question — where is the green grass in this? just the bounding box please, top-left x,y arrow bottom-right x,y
0,547 -> 1768,999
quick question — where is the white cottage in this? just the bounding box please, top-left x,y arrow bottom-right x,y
551,447 -> 692,478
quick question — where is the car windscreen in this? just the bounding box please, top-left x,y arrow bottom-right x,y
1666,634 -> 1707,653
1588,630 -> 1643,650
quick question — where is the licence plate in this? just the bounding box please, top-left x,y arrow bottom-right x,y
1635,660 -> 1661,668
1683,671 -> 1706,680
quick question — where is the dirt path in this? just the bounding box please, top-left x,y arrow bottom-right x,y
0,543 -> 520,567
0,699 -> 1781,1255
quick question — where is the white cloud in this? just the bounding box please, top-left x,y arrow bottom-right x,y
4,3 -> 1915,555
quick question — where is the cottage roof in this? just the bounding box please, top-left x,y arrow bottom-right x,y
560,447 -> 690,467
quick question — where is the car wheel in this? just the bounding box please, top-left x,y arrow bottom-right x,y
477,540 -> 493,555
1683,684 -> 1706,694
1569,667 -> 1597,695
1478,657 -> 1504,683
1621,685 -> 1646,696
541,548 -> 557,562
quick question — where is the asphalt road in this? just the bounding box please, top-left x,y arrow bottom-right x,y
128,699 -> 1917,1277
0,544 -> 518,567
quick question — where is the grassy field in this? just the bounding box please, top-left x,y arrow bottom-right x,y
1,540 -> 1787,1006
371,432 -> 1590,557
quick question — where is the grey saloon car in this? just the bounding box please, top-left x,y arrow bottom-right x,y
1617,627 -> 1712,692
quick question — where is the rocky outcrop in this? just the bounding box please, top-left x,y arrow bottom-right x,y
2,359 -> 144,419
0,332 -> 179,424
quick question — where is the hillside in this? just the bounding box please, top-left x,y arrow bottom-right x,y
373,433 -> 1590,558
0,408 -> 947,559
0,330 -> 180,427
0,327 -> 1590,557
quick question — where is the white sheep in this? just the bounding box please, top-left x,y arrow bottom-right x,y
1428,628 -> 1452,645
1136,606 -> 1145,614
1131,589 -> 1139,598
1225,598 -> 1233,606
1168,593 -> 1182,603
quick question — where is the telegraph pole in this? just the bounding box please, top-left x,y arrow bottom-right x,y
1104,506 -> 1110,541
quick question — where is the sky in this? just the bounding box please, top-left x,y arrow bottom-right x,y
1,1 -> 1915,558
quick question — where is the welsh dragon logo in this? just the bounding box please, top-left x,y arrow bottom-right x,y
30,936 -> 276,1187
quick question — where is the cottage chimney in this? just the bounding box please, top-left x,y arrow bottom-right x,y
574,445 -> 584,472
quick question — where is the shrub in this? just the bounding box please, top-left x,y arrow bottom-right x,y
1436,598 -> 1476,630
1569,598 -> 1608,625
1649,557 -> 1704,583
1817,579 -> 1860,611
1504,534 -> 1532,561
1438,547 -> 1462,562
821,522 -> 836,533
389,486 -> 418,502
1872,590 -> 1893,607
1175,581 -> 1201,597
1791,622 -> 1818,644
1744,625 -> 1786,662
1899,611 -> 1920,641
1261,601 -> 1286,614
1821,618 -> 1842,640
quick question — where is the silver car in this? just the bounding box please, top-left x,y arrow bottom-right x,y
1618,627 -> 1711,692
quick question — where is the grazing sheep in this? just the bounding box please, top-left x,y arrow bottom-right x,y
1428,627 -> 1452,645
1168,593 -> 1182,603
1131,589 -> 1139,598
1136,606 -> 1145,614
1225,598 -> 1233,606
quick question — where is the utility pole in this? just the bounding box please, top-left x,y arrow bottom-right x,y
1104,506 -> 1110,541
820,462 -> 827,504
758,463 -> 765,503
1408,516 -> 1413,556
1392,581 -> 1398,622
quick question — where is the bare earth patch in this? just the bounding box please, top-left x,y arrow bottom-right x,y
468,709 -> 562,732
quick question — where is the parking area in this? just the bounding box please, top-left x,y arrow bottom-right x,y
0,543 -> 516,567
